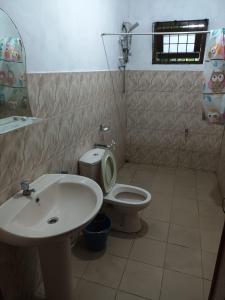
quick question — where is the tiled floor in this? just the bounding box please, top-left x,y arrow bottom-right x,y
36,163 -> 225,300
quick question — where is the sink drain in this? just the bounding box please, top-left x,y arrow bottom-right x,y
47,217 -> 59,224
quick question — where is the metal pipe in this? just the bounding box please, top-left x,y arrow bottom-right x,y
101,30 -> 210,36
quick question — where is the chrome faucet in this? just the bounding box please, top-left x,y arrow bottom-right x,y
20,180 -> 35,196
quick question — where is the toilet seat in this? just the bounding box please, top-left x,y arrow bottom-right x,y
101,150 -> 151,208
101,150 -> 117,193
104,183 -> 151,208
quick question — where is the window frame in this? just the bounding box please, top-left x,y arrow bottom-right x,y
152,19 -> 209,65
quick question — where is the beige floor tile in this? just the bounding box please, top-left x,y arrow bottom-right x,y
160,269 -> 203,300
175,168 -> 196,178
203,280 -> 211,300
174,176 -> 196,190
153,173 -> 175,183
151,176 -> 174,194
107,233 -> 134,258
173,185 -> 197,199
131,170 -> 154,190
151,183 -> 174,195
170,207 -> 199,228
202,251 -> 217,280
35,282 -> 46,299
142,218 -> 169,241
196,170 -> 217,186
72,237 -> 105,261
168,224 -> 201,249
71,253 -> 89,278
157,166 -> 176,176
197,188 -> 222,205
116,291 -> 146,300
130,238 -> 166,267
200,230 -> 221,254
34,278 -> 79,299
165,244 -> 202,277
172,195 -> 198,212
74,279 -> 116,300
120,260 -> 163,300
117,167 -> 136,184
137,164 -> 158,173
142,193 -> 172,222
83,254 -> 126,288
198,201 -> 224,218
198,189 -> 223,217
200,215 -> 225,232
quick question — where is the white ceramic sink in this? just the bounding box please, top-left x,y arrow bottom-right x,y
0,174 -> 103,300
0,174 -> 103,246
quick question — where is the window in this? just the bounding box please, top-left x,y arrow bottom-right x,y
152,19 -> 209,64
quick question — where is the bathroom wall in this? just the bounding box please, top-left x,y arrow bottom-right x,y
0,1 -> 128,298
126,0 -> 225,71
126,70 -> 224,171
0,70 -> 126,299
0,0 -> 128,72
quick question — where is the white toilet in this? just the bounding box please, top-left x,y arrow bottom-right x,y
79,148 -> 151,233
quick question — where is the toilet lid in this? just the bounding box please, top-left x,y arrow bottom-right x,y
101,150 -> 117,193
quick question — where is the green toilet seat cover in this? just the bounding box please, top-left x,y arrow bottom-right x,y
101,150 -> 117,193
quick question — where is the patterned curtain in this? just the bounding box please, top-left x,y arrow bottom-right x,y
0,37 -> 26,107
202,29 -> 225,124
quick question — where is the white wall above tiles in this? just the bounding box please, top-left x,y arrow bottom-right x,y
1,0 -> 225,72
126,0 -> 225,71
0,0 -> 128,72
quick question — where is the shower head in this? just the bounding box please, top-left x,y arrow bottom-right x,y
128,22 -> 139,33
122,22 -> 139,33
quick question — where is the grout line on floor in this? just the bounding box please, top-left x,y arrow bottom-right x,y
158,169 -> 176,300
114,234 -> 136,298
195,168 -> 205,299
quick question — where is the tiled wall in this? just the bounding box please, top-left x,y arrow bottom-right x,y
126,70 -> 224,171
1,68 -> 224,299
0,71 -> 126,299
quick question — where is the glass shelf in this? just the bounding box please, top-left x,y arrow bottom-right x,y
0,116 -> 41,134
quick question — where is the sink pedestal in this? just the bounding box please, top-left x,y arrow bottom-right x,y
38,237 -> 73,300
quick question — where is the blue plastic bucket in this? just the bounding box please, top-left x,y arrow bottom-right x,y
83,213 -> 111,251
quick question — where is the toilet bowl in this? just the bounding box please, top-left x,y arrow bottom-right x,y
79,148 -> 151,233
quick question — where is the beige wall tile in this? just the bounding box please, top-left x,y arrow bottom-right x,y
126,70 -> 222,172
0,70 -> 126,299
